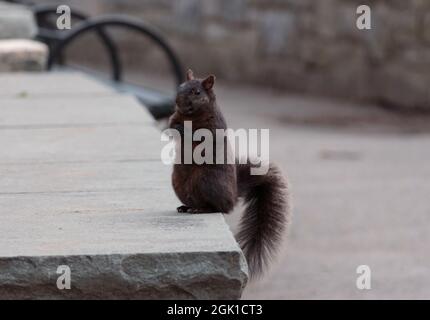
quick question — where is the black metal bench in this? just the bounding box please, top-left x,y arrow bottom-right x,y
6,0 -> 184,119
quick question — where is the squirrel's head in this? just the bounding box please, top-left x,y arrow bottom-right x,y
175,69 -> 216,115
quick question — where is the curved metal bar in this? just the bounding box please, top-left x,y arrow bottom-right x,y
48,15 -> 184,88
4,0 -> 34,5
36,27 -> 63,42
32,4 -> 122,81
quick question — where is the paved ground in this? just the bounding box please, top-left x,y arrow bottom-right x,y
212,83 -> 430,299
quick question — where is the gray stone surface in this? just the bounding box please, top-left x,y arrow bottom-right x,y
0,126 -> 163,163
0,72 -> 248,299
0,95 -> 154,127
0,252 -> 246,299
0,1 -> 37,39
0,72 -> 113,97
0,39 -> 48,72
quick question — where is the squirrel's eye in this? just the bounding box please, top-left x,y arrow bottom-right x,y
194,89 -> 201,95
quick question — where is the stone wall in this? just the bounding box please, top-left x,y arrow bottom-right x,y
48,0 -> 430,111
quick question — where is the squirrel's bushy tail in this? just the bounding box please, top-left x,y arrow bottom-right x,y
236,162 -> 290,279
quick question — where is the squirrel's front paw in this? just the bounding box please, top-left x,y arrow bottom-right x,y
172,123 -> 184,135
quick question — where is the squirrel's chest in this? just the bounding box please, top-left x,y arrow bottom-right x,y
172,164 -> 202,188
172,164 -> 205,204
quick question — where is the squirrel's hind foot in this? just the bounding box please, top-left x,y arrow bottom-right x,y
177,205 -> 190,213
177,205 -> 218,214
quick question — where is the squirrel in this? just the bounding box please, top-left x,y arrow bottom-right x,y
168,69 -> 290,278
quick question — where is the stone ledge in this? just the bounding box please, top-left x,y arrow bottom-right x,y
0,39 -> 48,72
0,250 -> 247,300
0,72 -> 248,299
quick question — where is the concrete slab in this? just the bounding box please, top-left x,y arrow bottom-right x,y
0,161 -> 171,194
0,72 -> 114,97
0,189 -> 182,217
0,125 -> 164,163
0,95 -> 154,126
0,72 -> 247,299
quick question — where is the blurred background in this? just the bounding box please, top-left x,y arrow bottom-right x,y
28,0 -> 430,114
3,0 -> 430,299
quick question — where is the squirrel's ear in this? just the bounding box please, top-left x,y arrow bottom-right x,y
186,69 -> 194,81
202,75 -> 215,90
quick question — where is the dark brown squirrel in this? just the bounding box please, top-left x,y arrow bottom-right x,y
169,69 -> 290,278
